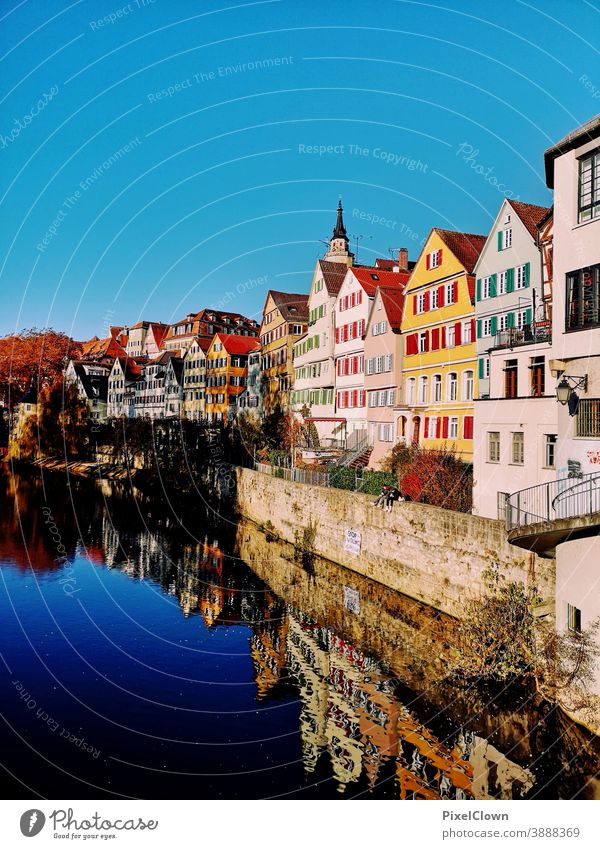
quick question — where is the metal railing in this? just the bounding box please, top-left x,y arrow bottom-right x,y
493,322 -> 551,350
255,462 -> 330,488
506,471 -> 600,531
332,433 -> 372,468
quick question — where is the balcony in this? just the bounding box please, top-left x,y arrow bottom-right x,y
492,322 -> 551,350
505,472 -> 600,555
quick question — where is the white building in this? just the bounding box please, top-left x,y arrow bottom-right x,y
472,199 -> 556,519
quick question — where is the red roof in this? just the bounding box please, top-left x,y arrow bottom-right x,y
508,200 -> 552,240
148,323 -> 169,348
266,290 -> 309,321
215,333 -> 260,355
81,335 -> 126,360
349,267 -> 406,297
377,285 -> 406,331
434,229 -> 486,273
317,260 -> 349,297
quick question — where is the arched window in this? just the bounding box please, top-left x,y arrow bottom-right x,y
448,372 -> 458,401
432,374 -> 442,403
406,378 -> 416,405
464,370 -> 474,401
418,375 -> 428,404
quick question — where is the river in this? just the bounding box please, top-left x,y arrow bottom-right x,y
1,467 -> 599,799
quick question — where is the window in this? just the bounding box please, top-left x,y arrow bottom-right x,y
481,317 -> 492,337
462,320 -> 472,344
416,293 -> 425,314
446,325 -> 455,347
418,331 -> 428,353
498,270 -> 507,295
430,288 -> 438,309
578,148 -> 600,223
445,282 -> 456,304
448,372 -> 458,402
406,378 -> 416,405
433,374 -> 442,402
545,434 -> 557,469
515,264 -> 529,289
464,370 -> 474,401
488,431 -> 500,463
449,417 -> 458,439
497,491 -> 509,520
504,359 -> 518,399
566,264 -> 600,330
428,249 -> 441,269
418,376 -> 428,404
512,431 -> 524,465
576,399 -> 600,437
530,356 -> 545,397
567,603 -> 582,633
481,276 -> 492,299
499,228 -> 512,250
516,309 -> 529,331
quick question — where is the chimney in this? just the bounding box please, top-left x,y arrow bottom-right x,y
398,247 -> 409,272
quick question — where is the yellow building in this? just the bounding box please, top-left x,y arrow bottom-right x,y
398,229 -> 486,462
205,333 -> 260,423
259,290 -> 308,414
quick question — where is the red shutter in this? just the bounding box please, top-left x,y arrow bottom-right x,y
471,318 -> 475,341
344,358 -> 349,375
353,321 -> 358,338
452,281 -> 458,303
431,328 -> 440,350
337,359 -> 341,376
424,417 -> 429,438
353,389 -> 358,407
436,418 -> 441,438
464,415 -> 473,439
406,333 -> 417,355
335,327 -> 339,344
438,249 -> 443,266
424,331 -> 430,352
441,326 -> 447,348
358,290 -> 362,304
455,322 -> 462,345
438,285 -> 445,307
413,294 -> 418,314
426,253 -> 431,270
424,291 -> 430,311
442,417 -> 449,438
344,391 -> 349,408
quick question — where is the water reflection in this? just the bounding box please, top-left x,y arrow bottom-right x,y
1,468 -> 599,800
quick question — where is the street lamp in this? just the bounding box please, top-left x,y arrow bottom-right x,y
555,374 -> 588,405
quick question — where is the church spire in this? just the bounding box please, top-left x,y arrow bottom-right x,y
332,198 -> 348,240
324,198 -> 353,264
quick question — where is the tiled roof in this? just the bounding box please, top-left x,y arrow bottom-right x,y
318,260 -> 349,296
267,290 -> 309,321
81,335 -> 126,360
378,286 -> 406,331
509,200 -> 551,240
434,229 -> 486,273
544,113 -> 600,186
349,267 -> 405,297
215,333 -> 261,355
148,323 -> 169,348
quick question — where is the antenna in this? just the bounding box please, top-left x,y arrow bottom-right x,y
351,233 -> 372,262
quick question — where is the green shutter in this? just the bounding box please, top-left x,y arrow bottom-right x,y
490,316 -> 498,336
476,279 -> 481,302
476,319 -> 482,339
314,335 -> 319,348
497,231 -> 503,250
525,308 -> 532,326
506,268 -> 514,293
524,262 -> 530,287
507,312 -> 515,328
489,273 -> 497,297
478,358 -> 484,379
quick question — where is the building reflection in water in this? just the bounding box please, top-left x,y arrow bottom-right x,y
1,470 -> 594,800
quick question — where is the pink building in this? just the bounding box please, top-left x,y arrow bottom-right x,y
334,265 -> 408,447
364,286 -> 406,468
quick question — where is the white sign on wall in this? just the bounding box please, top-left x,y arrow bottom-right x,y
344,528 -> 361,556
343,586 -> 361,614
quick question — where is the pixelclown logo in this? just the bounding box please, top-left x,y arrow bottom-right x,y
20,809 -> 46,837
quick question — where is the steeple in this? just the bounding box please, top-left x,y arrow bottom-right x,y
324,198 -> 354,265
332,198 -> 348,240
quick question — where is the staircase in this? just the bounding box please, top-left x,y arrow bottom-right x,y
334,434 -> 373,469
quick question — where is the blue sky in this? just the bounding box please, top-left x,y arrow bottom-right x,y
0,0 -> 598,339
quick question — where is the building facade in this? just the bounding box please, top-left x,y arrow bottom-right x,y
65,360 -> 110,423
182,338 -> 209,420
260,291 -> 308,414
472,200 -> 556,518
107,357 -> 142,418
397,229 -> 485,462
364,286 -> 406,468
205,333 -> 260,423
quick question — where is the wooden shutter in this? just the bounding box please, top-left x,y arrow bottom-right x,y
424,417 -> 429,438
506,268 -> 514,292
438,249 -> 443,265
426,253 -> 431,270
455,322 -> 462,345
406,333 -> 417,355
497,231 -> 503,250
431,328 -> 440,350
489,274 -> 497,297
423,330 -> 430,352
478,358 -> 484,379
464,416 -> 473,439
490,316 -> 498,336
436,418 -> 442,438
476,320 -> 482,339
438,285 -> 445,306
413,294 -> 418,313
476,279 -> 481,302
441,326 -> 447,348
442,417 -> 449,438
507,312 -> 515,328
452,281 -> 458,303
471,318 -> 476,341
524,262 -> 530,286
424,291 -> 430,311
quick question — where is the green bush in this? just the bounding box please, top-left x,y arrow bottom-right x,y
358,470 -> 397,495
